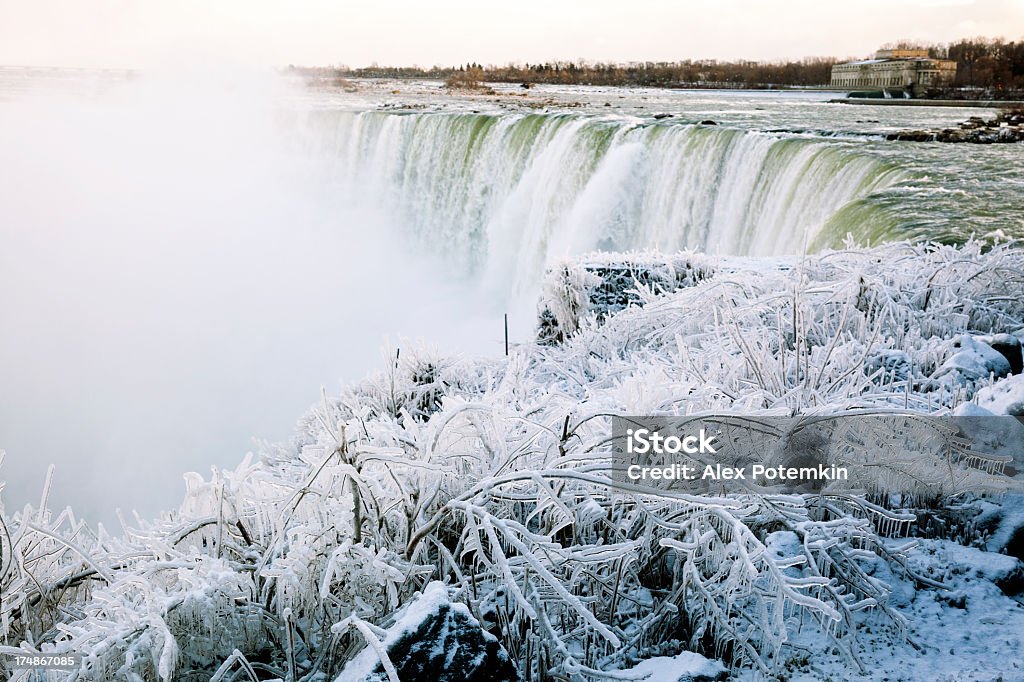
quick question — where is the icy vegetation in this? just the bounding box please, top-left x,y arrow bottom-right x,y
2,241 -> 1024,681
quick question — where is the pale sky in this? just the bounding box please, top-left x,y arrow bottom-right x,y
1,0 -> 1023,69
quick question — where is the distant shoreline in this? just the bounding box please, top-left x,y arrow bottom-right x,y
830,97 -> 1024,108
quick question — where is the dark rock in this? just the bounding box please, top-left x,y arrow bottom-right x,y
990,336 -> 1023,375
994,561 -> 1024,596
980,499 -> 1024,564
653,113 -> 673,119
888,110 -> 1024,144
997,109 -> 1024,126
1005,524 -> 1024,564
341,585 -> 518,682
886,130 -> 935,142
698,119 -> 717,125
998,126 -> 1021,142
936,129 -> 969,143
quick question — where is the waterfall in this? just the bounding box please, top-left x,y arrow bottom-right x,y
311,110 -> 906,297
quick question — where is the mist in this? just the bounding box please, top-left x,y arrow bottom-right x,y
0,68 -> 500,525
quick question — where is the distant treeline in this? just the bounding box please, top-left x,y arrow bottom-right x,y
918,38 -> 1024,95
289,37 -> 1024,97
291,58 -> 836,89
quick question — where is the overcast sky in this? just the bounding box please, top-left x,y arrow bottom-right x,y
1,0 -> 1022,69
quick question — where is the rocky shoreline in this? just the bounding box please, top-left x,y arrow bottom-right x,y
887,108 -> 1024,143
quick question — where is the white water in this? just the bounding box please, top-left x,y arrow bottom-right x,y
314,111 -> 906,299
0,78 -> 951,524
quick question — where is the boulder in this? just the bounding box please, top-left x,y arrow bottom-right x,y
978,494 -> 1024,576
986,334 -> 1024,375
932,335 -> 1011,384
335,583 -> 518,682
998,126 -> 1021,142
995,560 -> 1024,596
936,128 -> 970,143
888,111 -> 1024,144
886,130 -> 935,142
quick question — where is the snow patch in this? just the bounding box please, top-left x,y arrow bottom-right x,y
624,651 -> 726,681
975,374 -> 1024,416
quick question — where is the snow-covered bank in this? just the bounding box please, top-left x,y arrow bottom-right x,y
2,241 -> 1024,681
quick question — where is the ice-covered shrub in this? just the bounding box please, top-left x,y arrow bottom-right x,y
1,241 -> 1022,681
537,250 -> 715,344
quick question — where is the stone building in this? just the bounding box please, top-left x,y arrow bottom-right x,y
831,49 -> 957,96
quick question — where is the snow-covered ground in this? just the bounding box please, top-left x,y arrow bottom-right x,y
766,537 -> 1024,682
2,241 -> 1024,681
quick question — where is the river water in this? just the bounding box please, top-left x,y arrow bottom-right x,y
305,80 -> 1022,293
0,70 -> 1020,522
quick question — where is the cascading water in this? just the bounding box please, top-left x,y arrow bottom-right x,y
311,110 -> 907,299
4,76 -> 1012,526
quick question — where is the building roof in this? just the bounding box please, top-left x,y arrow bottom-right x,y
835,57 -> 955,67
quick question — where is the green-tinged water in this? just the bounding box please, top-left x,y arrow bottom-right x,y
296,86 -> 1021,294
308,110 -> 917,293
